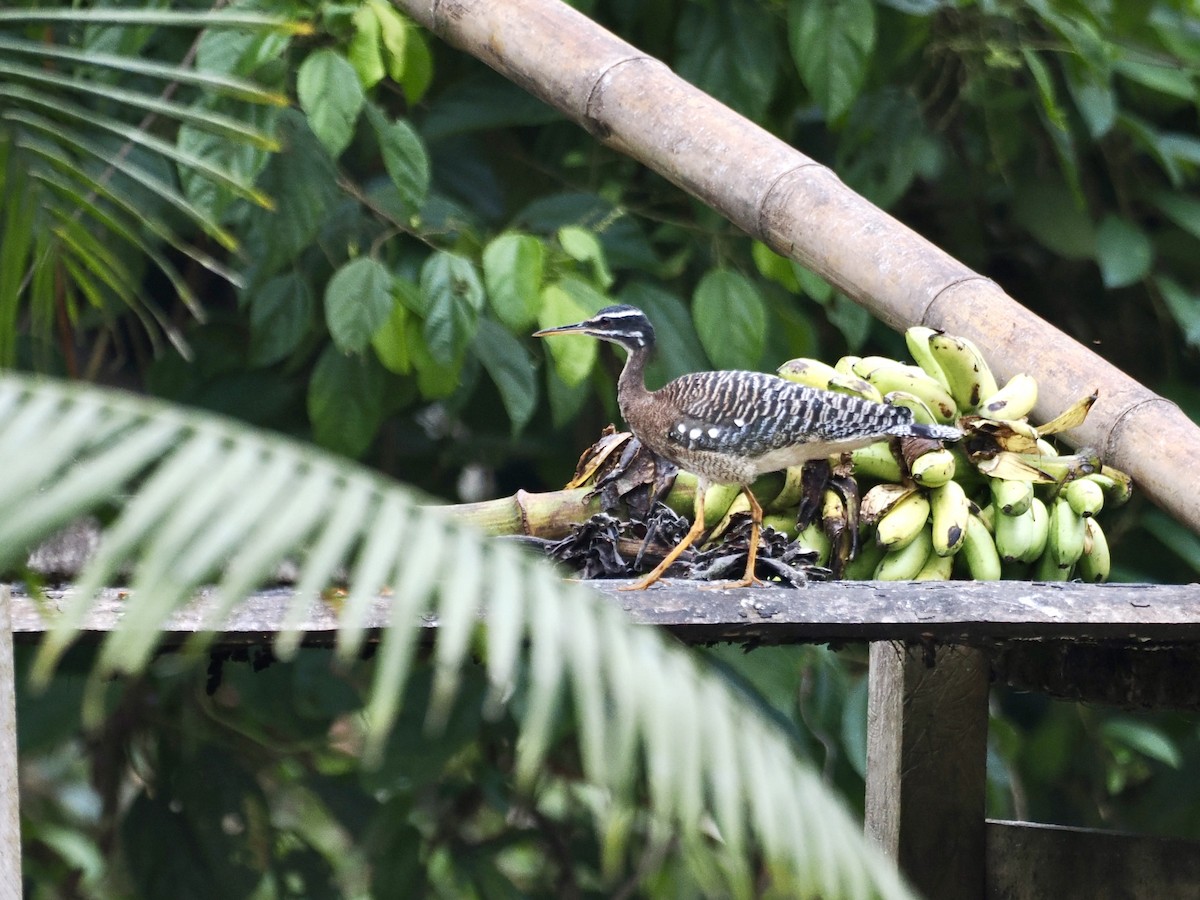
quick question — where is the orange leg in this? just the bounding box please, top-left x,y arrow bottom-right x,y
620,483 -> 708,591
702,486 -> 765,590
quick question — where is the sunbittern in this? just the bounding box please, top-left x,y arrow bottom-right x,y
535,305 -> 961,590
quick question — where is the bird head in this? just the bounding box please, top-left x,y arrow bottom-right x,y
533,305 -> 655,352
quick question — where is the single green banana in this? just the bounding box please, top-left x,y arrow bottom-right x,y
1035,546 -> 1073,581
875,489 -> 931,551
1046,495 -> 1086,570
860,483 -> 914,525
930,480 -> 970,557
914,548 -> 954,581
1077,517 -> 1111,583
777,358 -> 838,391
864,364 -> 959,422
910,448 -> 957,488
882,390 -> 939,426
762,513 -> 797,539
904,326 -> 952,391
843,538 -> 887,580
795,520 -> 832,567
851,441 -> 903,483
959,513 -> 1002,580
828,373 -> 884,403
875,525 -> 934,581
928,332 -> 999,412
835,355 -> 862,376
849,355 -> 907,379
978,373 -> 1039,421
990,478 -> 1033,517
767,465 -> 807,512
1088,466 -> 1133,507
993,497 -> 1049,564
1064,477 -> 1105,518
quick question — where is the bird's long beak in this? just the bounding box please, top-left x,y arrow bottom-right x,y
532,320 -> 593,338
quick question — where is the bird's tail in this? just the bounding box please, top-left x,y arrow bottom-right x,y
907,421 -> 962,442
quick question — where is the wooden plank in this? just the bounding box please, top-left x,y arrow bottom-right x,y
866,642 -> 990,899
985,819 -> 1200,899
0,588 -> 20,894
9,580 -> 1200,644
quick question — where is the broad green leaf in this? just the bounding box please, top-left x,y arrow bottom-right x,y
752,241 -> 801,292
482,232 -> 545,330
473,319 -> 538,434
419,252 -> 484,365
243,111 -> 341,279
407,326 -> 462,398
676,0 -> 780,120
1094,216 -> 1153,288
308,346 -> 386,457
1064,60 -> 1116,138
349,3 -> 387,89
1101,719 -> 1183,769
370,0 -> 409,82
1012,179 -> 1095,259
788,0 -> 875,119
793,263 -> 834,304
538,282 -> 601,387
1021,48 -> 1069,134
364,106 -> 429,215
398,24 -> 433,105
325,257 -> 395,353
371,298 -> 412,374
693,270 -> 766,370
1156,276 -> 1200,348
296,49 -> 365,158
558,225 -> 613,289
248,272 -> 314,366
1113,55 -> 1196,102
1151,191 -> 1200,242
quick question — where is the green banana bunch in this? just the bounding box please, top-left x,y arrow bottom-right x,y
776,325 -> 1133,584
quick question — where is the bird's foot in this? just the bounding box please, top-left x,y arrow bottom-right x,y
700,574 -> 766,591
618,572 -> 664,591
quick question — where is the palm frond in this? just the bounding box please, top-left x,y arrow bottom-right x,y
1,373 -> 914,899
0,8 -> 294,358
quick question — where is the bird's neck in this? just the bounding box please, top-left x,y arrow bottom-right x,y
616,344 -> 653,420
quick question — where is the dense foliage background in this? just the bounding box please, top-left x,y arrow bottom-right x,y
5,0 -> 1200,895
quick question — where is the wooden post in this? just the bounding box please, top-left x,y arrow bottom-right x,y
865,641 -> 990,899
0,586 -> 19,894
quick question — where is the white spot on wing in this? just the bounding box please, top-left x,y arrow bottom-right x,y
707,427 -> 721,439
689,427 -> 702,441
676,423 -> 687,434
733,417 -> 746,428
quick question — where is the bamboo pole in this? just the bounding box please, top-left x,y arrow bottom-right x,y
394,0 -> 1200,535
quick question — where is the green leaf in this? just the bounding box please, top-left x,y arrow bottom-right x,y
1094,216 -> 1153,288
1156,276 -> 1200,349
398,24 -> 433,105
538,281 -> 603,387
371,296 -> 412,374
1113,55 -> 1196,102
1064,60 -> 1116,138
296,49 -> 365,158
473,319 -> 538,433
308,346 -> 386,458
364,106 -> 430,215
370,0 -> 409,82
558,225 -> 613,289
482,232 -> 545,331
1151,191 -> 1200,242
349,3 -> 386,89
1101,719 -> 1182,769
325,257 -> 395,354
788,0 -> 876,119
248,272 -> 314,366
676,0 -> 780,120
419,252 -> 484,365
1012,179 -> 1095,259
692,270 -> 766,370
752,241 -> 801,293
1021,48 -> 1069,134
